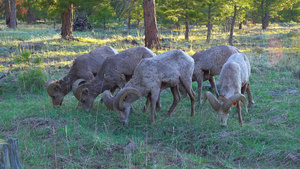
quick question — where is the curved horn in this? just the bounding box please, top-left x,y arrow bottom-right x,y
46,79 -> 61,95
203,91 -> 221,111
222,93 -> 247,113
113,88 -> 141,111
101,90 -> 114,110
72,79 -> 89,100
72,79 -> 87,96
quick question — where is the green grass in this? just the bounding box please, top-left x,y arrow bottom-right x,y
0,22 -> 300,168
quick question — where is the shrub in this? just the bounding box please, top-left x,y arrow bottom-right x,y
14,50 -> 31,64
17,67 -> 47,92
13,50 -> 46,92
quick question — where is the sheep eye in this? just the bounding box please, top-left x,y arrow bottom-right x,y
82,100 -> 86,103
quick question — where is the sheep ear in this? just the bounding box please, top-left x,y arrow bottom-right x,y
83,88 -> 89,95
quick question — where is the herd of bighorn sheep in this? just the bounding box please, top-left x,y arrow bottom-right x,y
46,45 -> 254,126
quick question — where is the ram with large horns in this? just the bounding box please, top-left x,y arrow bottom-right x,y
112,50 -> 195,125
72,46 -> 157,111
46,46 -> 118,107
203,53 -> 254,126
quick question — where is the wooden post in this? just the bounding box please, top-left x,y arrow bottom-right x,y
0,138 -> 23,169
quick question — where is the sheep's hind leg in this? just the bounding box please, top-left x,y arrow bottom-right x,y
166,86 -> 181,117
156,91 -> 162,111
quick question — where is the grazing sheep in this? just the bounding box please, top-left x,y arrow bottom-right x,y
72,46 -> 156,111
112,50 -> 195,125
46,46 -> 118,107
192,45 -> 240,102
203,53 -> 254,126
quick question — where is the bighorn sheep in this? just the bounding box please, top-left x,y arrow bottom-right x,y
46,46 -> 118,107
73,46 -> 156,111
192,45 -> 240,102
112,50 -> 195,125
203,53 -> 254,126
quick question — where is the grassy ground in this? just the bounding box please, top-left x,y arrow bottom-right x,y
0,22 -> 300,168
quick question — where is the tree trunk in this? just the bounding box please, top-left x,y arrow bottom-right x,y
9,0 -> 17,28
61,3 -> 73,40
128,10 -> 131,30
137,9 -> 140,30
185,2 -> 189,40
185,19 -> 189,40
104,16 -> 106,29
262,12 -> 270,29
225,17 -> 231,32
206,5 -> 212,44
53,19 -> 56,29
239,22 -> 242,29
229,5 -> 237,46
5,0 -> 10,26
143,0 -> 160,49
27,7 -> 36,25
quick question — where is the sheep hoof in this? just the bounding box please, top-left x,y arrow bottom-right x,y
248,102 -> 255,107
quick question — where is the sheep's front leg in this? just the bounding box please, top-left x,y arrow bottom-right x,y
144,92 -> 161,113
236,100 -> 244,126
209,76 -> 219,97
194,70 -> 204,102
143,93 -> 151,112
179,77 -> 195,116
197,78 -> 203,102
166,86 -> 181,117
150,91 -> 160,125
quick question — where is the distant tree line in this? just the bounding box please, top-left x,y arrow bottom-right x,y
0,0 -> 299,48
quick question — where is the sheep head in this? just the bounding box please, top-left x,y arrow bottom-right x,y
46,79 -> 64,107
203,91 -> 247,126
113,87 -> 141,125
72,79 -> 95,111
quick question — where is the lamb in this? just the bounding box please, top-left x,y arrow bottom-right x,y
46,46 -> 118,107
72,46 -> 156,111
202,53 -> 254,126
192,45 -> 240,102
112,50 -> 195,125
